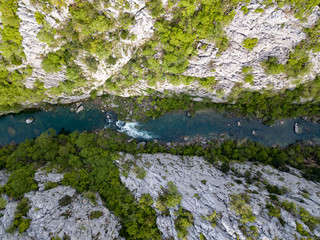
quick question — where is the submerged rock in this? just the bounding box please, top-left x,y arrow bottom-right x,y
7,127 -> 16,137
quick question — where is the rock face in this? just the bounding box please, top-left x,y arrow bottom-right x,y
0,170 -> 122,240
116,153 -> 320,240
3,0 -> 319,107
182,2 -> 320,98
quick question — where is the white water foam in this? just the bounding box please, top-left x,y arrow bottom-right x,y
115,121 -> 155,140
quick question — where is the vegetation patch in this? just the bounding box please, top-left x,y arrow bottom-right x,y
174,207 -> 194,240
243,38 -> 258,51
156,181 -> 182,213
7,198 -> 31,233
229,193 -> 256,224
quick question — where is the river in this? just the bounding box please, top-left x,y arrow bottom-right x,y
1,103 -> 320,147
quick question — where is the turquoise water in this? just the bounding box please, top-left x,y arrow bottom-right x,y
1,104 -> 320,147
139,111 -> 320,146
0,104 -> 105,146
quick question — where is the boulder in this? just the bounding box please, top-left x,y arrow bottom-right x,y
26,117 -> 34,124
294,123 -> 302,134
76,105 -> 84,114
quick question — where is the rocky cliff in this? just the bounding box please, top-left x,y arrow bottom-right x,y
1,0 -> 320,111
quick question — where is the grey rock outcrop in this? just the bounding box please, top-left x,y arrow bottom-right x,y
0,170 -> 122,240
116,153 -> 320,240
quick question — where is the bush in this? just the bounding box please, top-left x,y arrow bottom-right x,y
156,181 -> 182,212
44,181 -> 59,190
41,52 -> 65,73
175,208 -> 194,240
9,198 -> 31,233
84,56 -> 99,73
296,222 -> 310,236
243,38 -> 258,51
205,211 -> 221,227
229,193 -> 256,223
133,166 -> 146,179
89,210 -> 103,219
244,74 -> 254,85
241,5 -> 249,15
58,195 -> 72,207
0,197 -> 7,210
4,167 -> 37,199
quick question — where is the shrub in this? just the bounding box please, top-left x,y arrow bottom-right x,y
133,166 -> 146,179
41,52 -> 65,73
229,193 -> 256,223
44,181 -> 59,190
198,77 -> 216,89
254,8 -> 264,13
0,196 -> 7,210
84,56 -> 99,73
146,0 -> 165,17
205,211 -> 221,227
4,167 -> 38,199
8,198 -> 31,233
243,38 -> 258,51
175,208 -> 194,240
242,66 -> 253,74
58,195 -> 72,207
244,74 -> 254,85
89,210 -> 103,219
156,181 -> 182,211
266,203 -> 281,218
241,5 -> 249,15
37,27 -> 55,45
296,222 -> 310,236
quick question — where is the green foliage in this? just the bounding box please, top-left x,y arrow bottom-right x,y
58,195 -> 73,207
142,0 -> 241,75
0,0 -> 25,65
3,167 -> 37,199
296,222 -> 310,236
199,233 -> 206,240
198,77 -> 216,89
241,5 -> 249,15
254,8 -> 264,13
42,52 -> 65,73
89,210 -> 103,219
84,56 -> 99,73
0,196 -> 7,209
133,166 -> 146,179
222,78 -> 320,126
229,193 -> 256,224
266,184 -> 285,195
244,74 -> 254,85
304,20 -> 320,52
156,181 -> 182,213
262,57 -> 284,75
37,27 -> 55,45
243,38 -> 258,51
262,46 -> 310,78
266,203 -> 281,218
298,207 -> 320,232
1,126 -> 320,238
242,66 -> 253,74
8,198 -> 31,233
175,208 -> 194,240
146,0 -> 165,17
44,181 -> 59,190
205,211 -> 221,227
